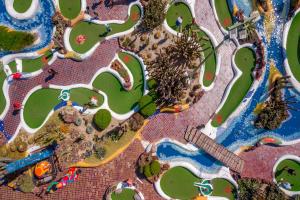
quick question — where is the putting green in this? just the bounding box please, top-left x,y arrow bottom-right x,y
166,2 -> 217,88
69,4 -> 141,54
111,188 -> 135,200
22,51 -> 53,73
160,166 -> 201,199
212,47 -> 255,127
211,178 -> 236,200
92,52 -> 145,114
23,88 -> 104,129
58,0 -> 81,19
213,0 -> 233,29
275,159 -> 300,191
286,12 -> 300,84
13,0 -> 33,13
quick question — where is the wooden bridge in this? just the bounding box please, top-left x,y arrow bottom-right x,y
184,126 -> 244,174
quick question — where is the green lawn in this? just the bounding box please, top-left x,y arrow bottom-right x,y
212,47 -> 255,127
8,61 -> 17,73
69,4 -> 141,54
211,178 -> 236,200
92,52 -> 144,114
213,0 -> 233,29
24,88 -> 104,128
275,159 -> 300,191
286,11 -> 300,83
0,70 -> 7,116
58,0 -> 81,19
160,166 -> 201,200
22,51 -> 53,73
111,188 -> 135,200
166,2 -> 217,88
13,0 -> 33,13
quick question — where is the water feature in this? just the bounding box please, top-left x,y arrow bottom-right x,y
157,0 -> 300,173
0,0 -> 55,58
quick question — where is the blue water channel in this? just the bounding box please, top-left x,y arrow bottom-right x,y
0,0 -> 55,58
157,0 -> 300,173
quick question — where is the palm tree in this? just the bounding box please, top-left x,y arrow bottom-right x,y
244,20 -> 257,42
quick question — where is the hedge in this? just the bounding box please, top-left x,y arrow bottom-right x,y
138,95 -> 157,118
150,160 -> 161,176
93,109 -> 112,130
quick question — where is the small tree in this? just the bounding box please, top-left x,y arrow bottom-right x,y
93,109 -> 112,130
150,160 -> 161,176
94,145 -> 106,160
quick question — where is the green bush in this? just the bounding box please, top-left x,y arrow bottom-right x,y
147,79 -> 158,90
150,160 -> 161,176
143,164 -> 152,178
93,109 -> 111,130
138,95 -> 157,118
94,145 -> 106,159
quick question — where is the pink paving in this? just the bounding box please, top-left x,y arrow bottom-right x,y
86,0 -> 137,21
240,142 -> 300,182
0,39 -> 120,145
0,140 -> 163,200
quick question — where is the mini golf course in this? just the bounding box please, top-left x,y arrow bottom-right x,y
275,159 -> 300,191
23,88 -> 104,129
92,51 -> 145,114
13,0 -> 33,13
213,0 -> 233,29
212,47 -> 256,127
24,51 -> 144,129
286,11 -> 300,84
166,2 -> 217,88
69,4 -> 141,54
58,0 -> 81,20
111,188 -> 136,200
160,166 -> 236,199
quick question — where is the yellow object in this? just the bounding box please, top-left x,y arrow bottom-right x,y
269,60 -> 282,84
193,194 -> 208,200
233,4 -> 239,16
253,102 -> 266,114
160,104 -> 189,113
34,161 -> 51,178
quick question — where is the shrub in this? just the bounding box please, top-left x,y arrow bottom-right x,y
93,109 -> 111,130
147,79 -> 158,90
94,145 -> 106,159
17,142 -> 28,153
129,113 -> 145,131
143,164 -> 152,178
150,160 -> 161,176
138,95 -> 157,118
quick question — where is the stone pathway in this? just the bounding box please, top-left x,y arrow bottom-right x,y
240,142 -> 300,182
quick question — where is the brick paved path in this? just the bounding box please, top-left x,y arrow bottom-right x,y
0,140 -> 163,200
0,39 -> 120,145
240,142 -> 300,182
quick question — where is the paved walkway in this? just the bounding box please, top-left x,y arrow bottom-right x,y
240,142 -> 300,182
0,139 -> 163,200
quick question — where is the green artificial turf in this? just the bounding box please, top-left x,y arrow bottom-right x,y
286,12 -> 300,83
24,87 -> 104,129
213,0 -> 233,29
69,4 -> 141,54
70,87 -> 104,106
22,51 -> 53,73
166,2 -> 217,88
111,188 -> 135,200
58,0 -> 81,19
8,61 -> 17,73
212,47 -> 255,127
0,69 -> 7,116
92,52 -> 144,114
160,166 -> 201,200
13,0 -> 33,13
275,159 -> 300,191
211,178 -> 236,200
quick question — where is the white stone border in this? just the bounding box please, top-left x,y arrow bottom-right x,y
283,9 -> 300,93
273,154 -> 300,196
64,2 -> 143,59
20,50 -> 147,134
4,0 -> 39,20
